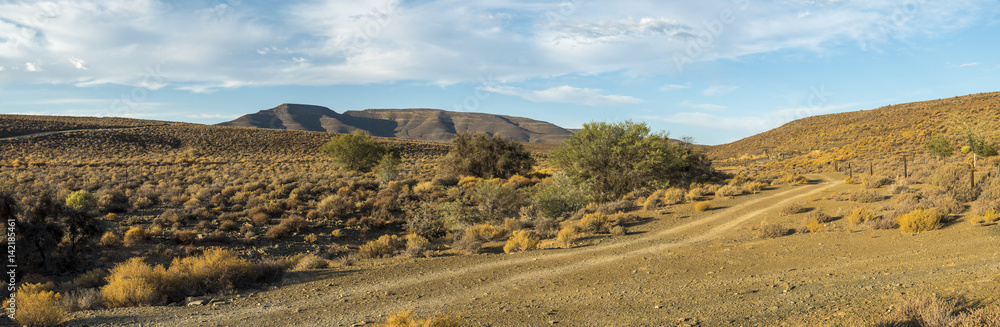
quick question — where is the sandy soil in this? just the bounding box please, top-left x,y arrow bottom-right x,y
64,173 -> 1000,326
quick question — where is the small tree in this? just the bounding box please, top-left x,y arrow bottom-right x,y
374,153 -> 401,186
925,135 -> 954,158
965,131 -> 998,168
549,121 -> 713,200
321,130 -> 392,172
442,132 -> 535,179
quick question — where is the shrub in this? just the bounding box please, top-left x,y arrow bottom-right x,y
293,254 -> 329,271
318,194 -> 352,219
503,230 -> 539,254
715,184 -> 743,198
805,210 -> 833,223
321,130 -> 393,172
123,227 -> 147,247
555,226 -> 579,248
742,181 -> 766,194
926,135 -> 955,158
441,132 -> 535,179
406,203 -> 448,240
531,172 -> 595,219
102,257 -> 165,307
931,163 -> 980,202
463,224 -> 505,243
851,190 -> 885,203
844,176 -> 855,184
577,212 -> 615,233
71,268 -> 108,289
405,234 -> 431,258
175,230 -> 197,245
756,223 -> 788,239
804,219 -> 826,233
3,283 -> 64,326
378,310 -> 463,327
780,203 -> 808,216
549,121 -> 714,200
359,234 -> 405,259
863,175 -> 893,189
685,187 -> 706,201
473,181 -> 526,223
61,288 -> 104,312
896,208 -> 943,233
848,207 -> 877,226
65,190 -> 97,211
375,153 -> 401,186
100,231 -> 120,246
694,201 -> 711,212
610,225 -> 627,236
97,190 -> 129,213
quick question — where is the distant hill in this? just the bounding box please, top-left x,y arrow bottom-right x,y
217,104 -> 573,144
709,92 -> 1000,163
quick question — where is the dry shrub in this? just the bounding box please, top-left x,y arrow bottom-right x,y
662,188 -> 686,205
866,217 -> 900,230
404,234 -> 431,257
359,234 -> 405,259
503,230 -> 539,254
555,226 -> 579,248
685,187 -> 706,201
71,268 -> 107,289
896,208 -> 943,233
123,227 -> 146,247
804,219 -> 826,233
848,207 -> 877,226
873,294 -> 1000,326
100,231 -> 120,246
851,189 -> 885,203
576,212 -> 615,233
610,225 -> 627,236
805,210 -> 833,223
250,212 -> 270,226
378,310 -> 463,327
931,163 -> 981,202
413,181 -> 437,195
102,257 -> 165,307
175,230 -> 197,245
464,224 -> 505,243
756,223 -> 788,239
61,288 -> 103,312
715,184 -> 743,198
265,215 -> 307,239
742,181 -> 766,194
844,176 -> 855,184
3,282 -> 64,326
503,217 -> 524,232
863,175 -> 893,189
923,193 -> 965,216
780,203 -> 808,216
293,254 -> 329,271
694,201 -> 711,212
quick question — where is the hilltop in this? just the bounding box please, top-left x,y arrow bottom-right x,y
710,92 -> 1000,164
217,103 -> 573,144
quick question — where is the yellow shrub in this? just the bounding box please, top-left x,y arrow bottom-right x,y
742,181 -> 766,194
805,219 -> 826,233
304,233 -> 318,243
413,181 -> 437,194
896,209 -> 943,233
694,201 -> 711,212
464,224 -> 505,242
379,310 -> 462,327
4,283 -> 64,326
556,226 -> 579,248
577,212 -> 613,233
123,227 -> 146,247
457,175 -> 482,188
100,231 -> 120,246
102,257 -> 166,307
844,176 -> 855,184
503,230 -> 539,254
715,184 -> 743,198
847,207 -> 876,226
359,234 -> 404,259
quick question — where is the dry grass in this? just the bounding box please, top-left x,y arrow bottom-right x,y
870,294 -> 1000,327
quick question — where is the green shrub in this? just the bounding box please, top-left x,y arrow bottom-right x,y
66,190 -> 97,211
549,121 -> 714,200
441,132 -> 535,179
531,172 -> 595,219
321,130 -> 392,172
926,135 -> 954,158
473,181 -> 526,223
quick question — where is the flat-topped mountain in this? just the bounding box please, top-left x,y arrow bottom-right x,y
217,104 -> 572,144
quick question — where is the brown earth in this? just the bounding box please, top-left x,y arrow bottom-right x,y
64,173 -> 1000,326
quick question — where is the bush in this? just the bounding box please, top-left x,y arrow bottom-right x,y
503,230 -> 539,254
863,175 -> 893,189
100,231 -> 120,246
931,163 -> 980,202
555,226 -> 579,248
441,132 -> 535,179
851,190 -> 885,203
873,294 -> 1000,326
780,203 -> 808,216
926,135 -> 955,158
293,254 -> 329,271
756,223 -> 788,239
804,219 -> 826,233
742,181 -> 766,194
531,172 -> 595,219
321,130 -> 393,172
848,207 -> 877,226
123,227 -> 147,247
405,234 -> 431,258
4,283 -> 64,326
896,208 -> 943,233
473,181 -> 526,223
406,203 -> 448,240
694,201 -> 711,212
549,121 -> 714,200
463,224 -> 505,243
65,190 -> 97,211
359,234 -> 405,259
715,184 -> 743,198
375,153 -> 401,186
102,257 -> 165,307
61,288 -> 104,312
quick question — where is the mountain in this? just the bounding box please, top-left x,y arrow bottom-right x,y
709,91 -> 1000,163
217,104 -> 572,144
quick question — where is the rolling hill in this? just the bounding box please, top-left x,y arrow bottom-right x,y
217,103 -> 573,144
709,91 -> 1000,163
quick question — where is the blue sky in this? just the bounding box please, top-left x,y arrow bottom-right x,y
1,0 -> 998,145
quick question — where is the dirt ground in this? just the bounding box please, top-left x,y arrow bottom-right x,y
64,172 -> 1000,326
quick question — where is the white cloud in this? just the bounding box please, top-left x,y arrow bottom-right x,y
958,62 -> 980,67
13,98 -> 110,105
485,85 -> 642,106
702,85 -> 738,96
0,66 -> 4,71
186,113 -> 241,119
679,100 -> 726,111
25,62 -> 39,72
68,57 -> 88,70
660,84 -> 689,91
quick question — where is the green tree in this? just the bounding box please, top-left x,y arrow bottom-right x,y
549,121 -> 713,200
966,132 -> 998,158
925,135 -> 954,158
442,132 -> 535,179
321,130 -> 392,172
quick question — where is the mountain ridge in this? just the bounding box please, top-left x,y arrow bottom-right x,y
217,104 -> 572,144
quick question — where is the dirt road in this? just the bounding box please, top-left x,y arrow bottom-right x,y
67,173 -> 1000,326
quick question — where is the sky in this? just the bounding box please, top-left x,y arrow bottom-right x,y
1,0 -> 999,145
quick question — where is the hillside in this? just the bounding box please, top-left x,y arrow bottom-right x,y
710,92 -> 1000,163
218,103 -> 573,144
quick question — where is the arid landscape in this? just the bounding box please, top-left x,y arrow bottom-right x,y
1,91 -> 1000,326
